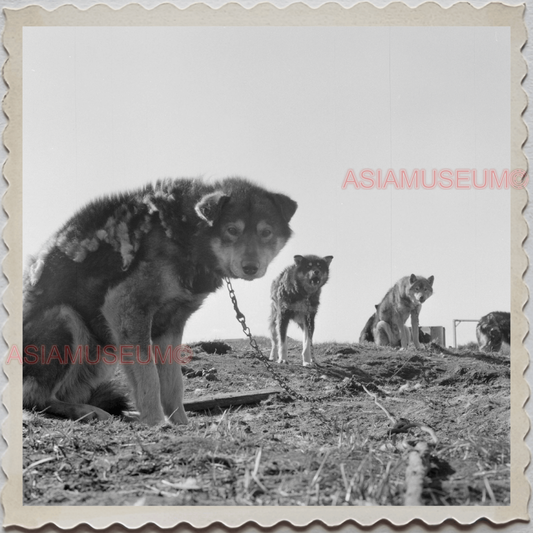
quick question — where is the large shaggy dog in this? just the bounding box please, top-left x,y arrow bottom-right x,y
23,177 -> 297,426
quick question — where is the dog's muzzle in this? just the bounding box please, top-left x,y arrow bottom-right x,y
310,275 -> 322,286
241,260 -> 259,277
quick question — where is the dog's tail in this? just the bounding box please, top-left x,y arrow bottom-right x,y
359,313 -> 377,344
88,381 -> 131,417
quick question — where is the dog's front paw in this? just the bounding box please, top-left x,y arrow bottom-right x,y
169,407 -> 189,426
277,359 -> 289,364
122,410 -> 140,423
77,407 -> 112,423
139,412 -> 167,426
302,361 -> 315,367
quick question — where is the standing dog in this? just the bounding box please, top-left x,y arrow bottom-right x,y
23,177 -> 297,426
269,255 -> 333,366
359,274 -> 434,349
476,311 -> 510,354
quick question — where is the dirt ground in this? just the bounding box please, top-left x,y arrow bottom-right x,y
23,337 -> 510,506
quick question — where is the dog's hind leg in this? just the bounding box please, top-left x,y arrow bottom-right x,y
276,312 -> 290,363
269,305 -> 279,361
23,305 -> 118,422
302,313 -> 315,366
26,378 -> 114,421
374,320 -> 394,346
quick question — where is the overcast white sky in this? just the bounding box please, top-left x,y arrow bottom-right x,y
23,26 -> 511,346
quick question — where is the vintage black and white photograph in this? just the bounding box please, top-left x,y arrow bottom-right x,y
2,1 -> 529,529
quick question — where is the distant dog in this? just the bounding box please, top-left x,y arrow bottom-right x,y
269,255 -> 333,366
359,274 -> 434,349
476,311 -> 510,354
23,177 -> 297,426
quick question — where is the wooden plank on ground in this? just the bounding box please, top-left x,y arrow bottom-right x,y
183,387 -> 282,412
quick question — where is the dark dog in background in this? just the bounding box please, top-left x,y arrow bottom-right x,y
269,255 -> 333,366
23,177 -> 297,426
476,311 -> 510,354
359,308 -> 379,344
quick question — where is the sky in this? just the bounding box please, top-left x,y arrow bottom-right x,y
22,26 -> 511,347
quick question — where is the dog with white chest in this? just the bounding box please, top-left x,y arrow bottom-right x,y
23,177 -> 297,426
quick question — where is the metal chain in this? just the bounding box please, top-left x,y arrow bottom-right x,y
224,277 -> 360,403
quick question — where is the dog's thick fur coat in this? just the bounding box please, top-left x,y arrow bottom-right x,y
269,255 -> 333,366
24,177 -> 297,425
359,274 -> 434,349
476,311 -> 510,354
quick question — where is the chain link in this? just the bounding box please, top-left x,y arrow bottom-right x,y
224,277 -> 361,403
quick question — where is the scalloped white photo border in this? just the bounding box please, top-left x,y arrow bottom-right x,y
1,2 -> 529,529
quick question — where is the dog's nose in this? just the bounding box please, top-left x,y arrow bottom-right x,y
242,262 -> 259,276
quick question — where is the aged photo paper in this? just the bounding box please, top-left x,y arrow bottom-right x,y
2,1 -> 529,529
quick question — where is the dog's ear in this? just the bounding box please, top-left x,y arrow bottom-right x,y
323,255 -> 333,265
195,191 -> 230,226
270,193 -> 298,223
409,274 -> 418,284
427,275 -> 434,286
294,255 -> 304,265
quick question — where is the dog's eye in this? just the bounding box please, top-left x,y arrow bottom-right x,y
226,226 -> 241,237
260,228 -> 273,239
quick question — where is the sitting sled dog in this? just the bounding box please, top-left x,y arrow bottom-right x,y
23,177 -> 297,426
269,255 -> 333,366
359,274 -> 434,350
